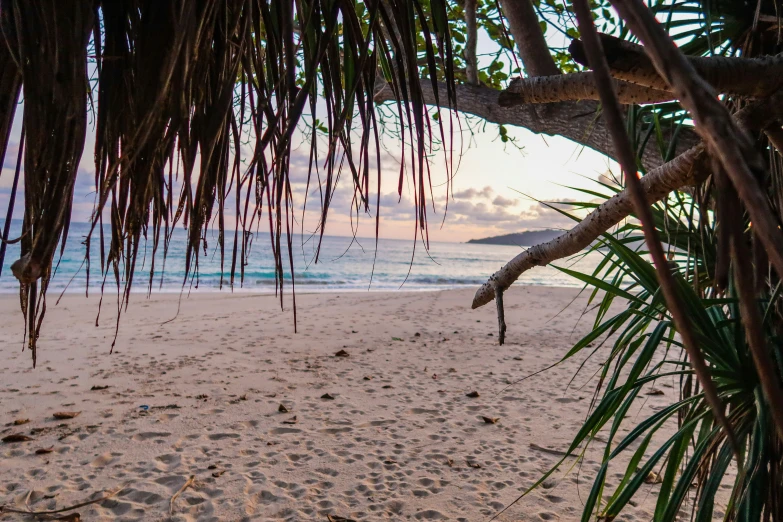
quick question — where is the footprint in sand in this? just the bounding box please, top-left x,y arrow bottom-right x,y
208,433 -> 240,441
155,453 -> 181,471
132,431 -> 172,441
270,427 -> 301,435
90,452 -> 119,467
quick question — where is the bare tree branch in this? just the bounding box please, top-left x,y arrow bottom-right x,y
499,0 -> 560,76
471,95 -> 783,309
374,80 -> 700,172
471,144 -> 706,309
569,33 -> 783,98
498,72 -> 674,105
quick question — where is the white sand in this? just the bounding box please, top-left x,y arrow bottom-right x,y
0,287 -> 679,521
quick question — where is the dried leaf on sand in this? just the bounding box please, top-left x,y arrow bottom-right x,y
328,515 -> 357,522
2,434 -> 33,443
53,412 -> 81,420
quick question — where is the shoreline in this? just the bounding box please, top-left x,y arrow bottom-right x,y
0,281 -> 584,298
1,287 -> 677,521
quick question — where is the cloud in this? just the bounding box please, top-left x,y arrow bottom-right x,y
492,195 -> 518,207
453,186 -> 493,199
3,142 -> 20,170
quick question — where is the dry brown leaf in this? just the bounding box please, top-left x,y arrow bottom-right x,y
13,418 -> 30,425
466,460 -> 481,468
327,515 -> 357,522
481,416 -> 499,424
644,471 -> 663,484
35,447 -> 54,454
645,388 -> 665,396
321,393 -> 335,400
90,385 -> 109,391
52,514 -> 81,521
334,349 -> 349,357
3,433 -> 33,443
53,412 -> 80,420
278,404 -> 289,413
466,391 -> 480,398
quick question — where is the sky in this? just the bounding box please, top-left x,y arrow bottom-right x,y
0,111 -> 617,244
0,27 -> 619,245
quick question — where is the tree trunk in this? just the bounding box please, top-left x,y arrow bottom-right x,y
463,0 -> 479,85
498,0 -> 560,77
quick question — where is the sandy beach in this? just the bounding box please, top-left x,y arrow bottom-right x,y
0,287 -> 679,521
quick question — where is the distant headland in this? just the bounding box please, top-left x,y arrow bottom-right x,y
467,229 -> 562,246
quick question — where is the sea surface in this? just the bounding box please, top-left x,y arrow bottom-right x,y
0,220 -> 600,294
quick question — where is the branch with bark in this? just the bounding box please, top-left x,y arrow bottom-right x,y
471,93 -> 783,309
498,72 -> 674,105
471,144 -> 706,308
374,80 -> 700,173
569,33 -> 783,98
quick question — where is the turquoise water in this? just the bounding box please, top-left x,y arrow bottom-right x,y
0,221 -> 599,294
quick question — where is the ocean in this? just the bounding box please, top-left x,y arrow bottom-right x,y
0,220 -> 599,294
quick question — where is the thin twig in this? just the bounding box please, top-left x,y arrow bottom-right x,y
170,475 -> 196,515
0,484 -> 126,515
495,284 -> 507,345
529,443 -> 576,457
